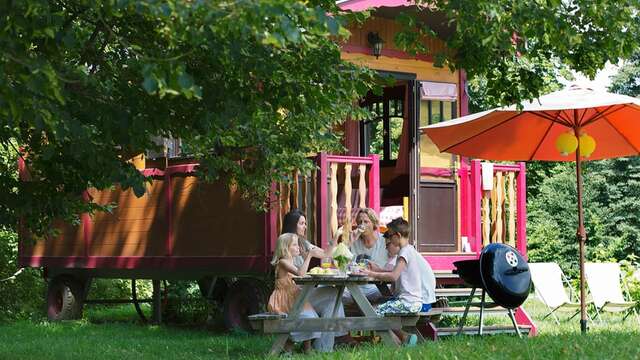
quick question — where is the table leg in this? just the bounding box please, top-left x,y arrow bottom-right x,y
332,286 -> 345,318
346,284 -> 397,347
269,284 -> 314,356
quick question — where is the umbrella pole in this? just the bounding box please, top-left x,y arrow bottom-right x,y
575,134 -> 588,334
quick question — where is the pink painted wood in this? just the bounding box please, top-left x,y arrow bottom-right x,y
470,160 -> 482,253
82,191 -> 92,259
458,161 -> 471,242
458,70 -> 469,117
424,254 -> 478,271
19,255 -> 270,272
420,167 -> 452,177
515,306 -> 537,336
516,162 -> 528,257
317,152 -> 329,249
368,154 -> 381,214
266,182 -> 279,257
338,0 -> 414,12
324,155 -> 376,165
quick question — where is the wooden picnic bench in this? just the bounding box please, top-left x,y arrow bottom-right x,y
248,276 -> 419,355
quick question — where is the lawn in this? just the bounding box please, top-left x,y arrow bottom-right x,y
0,299 -> 638,360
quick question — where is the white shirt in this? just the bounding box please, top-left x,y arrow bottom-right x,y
350,233 -> 388,268
417,253 -> 436,304
395,244 -> 423,305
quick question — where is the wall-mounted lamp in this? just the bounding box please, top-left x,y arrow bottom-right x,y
367,32 -> 384,59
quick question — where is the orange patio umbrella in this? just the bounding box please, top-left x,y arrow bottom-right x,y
422,85 -> 640,333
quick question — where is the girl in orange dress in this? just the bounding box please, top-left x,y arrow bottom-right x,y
268,233 -> 320,353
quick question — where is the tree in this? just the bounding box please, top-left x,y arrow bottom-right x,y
0,0 -> 376,233
427,0 -> 639,107
2,0 -> 640,234
610,52 -> 640,97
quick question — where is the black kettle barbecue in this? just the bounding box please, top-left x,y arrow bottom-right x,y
453,243 -> 531,337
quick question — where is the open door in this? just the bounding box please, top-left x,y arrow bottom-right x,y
416,81 -> 459,252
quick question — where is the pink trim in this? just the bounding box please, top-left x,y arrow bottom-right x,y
318,152 -> 329,249
420,167 -> 452,177
458,162 -> 470,239
515,306 -> 537,336
268,182 -> 279,256
492,164 -> 521,172
424,254 -> 479,271
140,164 -> 198,177
516,162 -> 527,257
19,256 -> 269,272
165,173 -> 173,256
325,155 -> 376,165
338,0 -> 415,12
458,70 -> 469,117
470,160 -> 482,253
369,154 -> 381,214
141,168 -> 165,177
81,191 -> 92,258
341,44 -> 435,63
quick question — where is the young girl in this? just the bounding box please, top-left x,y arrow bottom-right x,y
268,233 -> 320,353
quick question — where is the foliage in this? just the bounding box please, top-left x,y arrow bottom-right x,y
0,229 -> 45,321
609,52 -> 640,97
0,0 -> 376,234
411,0 -> 640,108
526,159 -> 640,277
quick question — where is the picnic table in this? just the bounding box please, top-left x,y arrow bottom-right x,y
251,275 -> 420,355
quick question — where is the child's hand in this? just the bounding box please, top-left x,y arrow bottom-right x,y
368,262 -> 382,272
360,268 -> 374,278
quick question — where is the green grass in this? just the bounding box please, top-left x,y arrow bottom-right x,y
0,300 -> 638,359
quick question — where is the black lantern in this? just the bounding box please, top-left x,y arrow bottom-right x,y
367,32 -> 383,59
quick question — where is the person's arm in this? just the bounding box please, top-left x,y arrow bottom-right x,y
363,257 -> 406,282
368,261 -> 385,272
280,255 -> 312,277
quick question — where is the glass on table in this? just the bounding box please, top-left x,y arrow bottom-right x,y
321,257 -> 333,269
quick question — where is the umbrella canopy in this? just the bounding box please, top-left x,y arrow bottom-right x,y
425,85 -> 640,161
422,85 -> 640,334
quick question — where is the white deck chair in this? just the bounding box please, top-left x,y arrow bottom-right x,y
584,262 -> 638,322
529,263 -> 588,324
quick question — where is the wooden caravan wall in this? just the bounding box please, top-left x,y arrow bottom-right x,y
343,17 -> 448,60
90,182 -> 167,257
171,176 -> 263,257
22,221 -> 84,257
23,175 -> 265,259
342,17 -> 457,83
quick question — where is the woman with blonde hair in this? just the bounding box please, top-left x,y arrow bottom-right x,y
267,233 -> 320,353
343,208 -> 389,304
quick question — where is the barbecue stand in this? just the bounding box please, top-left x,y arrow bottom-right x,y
453,243 -> 531,337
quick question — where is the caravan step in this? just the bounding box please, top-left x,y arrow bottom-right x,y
435,288 -> 484,297
437,325 -> 532,336
441,306 -> 508,316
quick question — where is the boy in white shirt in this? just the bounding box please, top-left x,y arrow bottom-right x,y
361,217 -> 422,346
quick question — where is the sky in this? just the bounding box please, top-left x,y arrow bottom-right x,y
559,62 -> 621,91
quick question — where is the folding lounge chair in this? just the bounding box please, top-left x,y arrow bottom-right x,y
584,262 -> 638,323
529,262 -> 589,324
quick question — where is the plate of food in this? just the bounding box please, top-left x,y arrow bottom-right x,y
308,267 -> 339,277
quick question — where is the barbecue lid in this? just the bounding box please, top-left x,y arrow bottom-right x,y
479,243 -> 531,309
